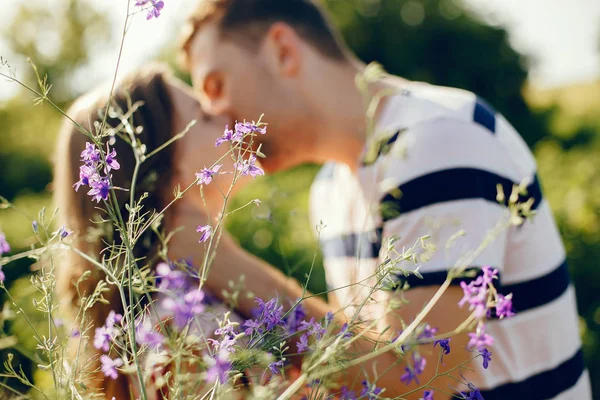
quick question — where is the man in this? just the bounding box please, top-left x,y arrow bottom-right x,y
178,0 -> 591,398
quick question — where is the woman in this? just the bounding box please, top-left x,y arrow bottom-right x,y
55,63 -> 330,399
54,63 -> 251,398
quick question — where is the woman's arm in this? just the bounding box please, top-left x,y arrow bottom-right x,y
166,201 -> 332,323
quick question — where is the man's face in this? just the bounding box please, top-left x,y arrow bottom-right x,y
188,22 -> 260,120
187,21 -> 313,173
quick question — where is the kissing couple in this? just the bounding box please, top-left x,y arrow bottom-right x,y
54,1 -> 590,399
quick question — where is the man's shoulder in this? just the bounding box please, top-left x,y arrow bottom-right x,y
371,80 -> 538,170
377,81 -> 495,134
364,82 -> 500,170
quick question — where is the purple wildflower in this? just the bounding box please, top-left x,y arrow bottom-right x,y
479,348 -> 492,369
195,164 -> 222,186
297,333 -> 309,353
88,177 -> 111,202
325,311 -> 334,326
260,298 -> 284,330
214,324 -> 237,338
459,280 -> 487,318
243,297 -> 284,335
215,125 -> 243,147
81,142 -> 101,165
196,225 -> 213,243
211,335 -> 237,353
104,146 -> 121,172
156,262 -> 188,291
162,289 -> 206,329
162,298 -> 192,329
361,380 -> 383,399
75,140 -> 120,202
205,350 -> 232,384
468,323 -> 494,350
458,267 -> 500,319
215,324 -> 237,336
106,311 -> 123,328
100,355 -> 123,380
73,164 -> 97,191
268,359 -> 285,374
495,294 -> 515,319
419,324 -> 438,340
235,121 -> 266,136
401,354 -> 426,385
414,354 -> 427,374
235,155 -> 264,178
93,312 -> 122,352
32,220 -> 38,233
242,318 -> 262,336
0,233 -> 10,256
422,390 -> 434,400
339,323 -> 353,339
307,379 -> 321,388
185,289 -> 205,306
136,319 -> 164,350
401,367 -> 418,386
481,266 -> 499,284
59,226 -> 71,239
135,0 -> 164,19
284,302 -> 306,334
299,317 -> 326,339
434,338 -> 451,355
339,386 -> 358,400
461,382 -> 484,400
147,0 -> 164,19
74,141 -> 119,203
94,326 -> 112,352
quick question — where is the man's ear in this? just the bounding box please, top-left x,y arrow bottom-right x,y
262,22 -> 301,77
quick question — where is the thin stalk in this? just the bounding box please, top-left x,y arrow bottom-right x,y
0,287 -> 43,343
395,354 -> 480,399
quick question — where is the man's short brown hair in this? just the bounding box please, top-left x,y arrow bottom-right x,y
180,0 -> 348,70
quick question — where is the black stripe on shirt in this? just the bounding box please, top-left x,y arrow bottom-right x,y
380,168 -> 543,222
478,348 -> 586,400
498,259 -> 570,315
388,267 -> 488,289
320,228 -> 383,259
388,259 -> 570,317
473,97 -> 496,133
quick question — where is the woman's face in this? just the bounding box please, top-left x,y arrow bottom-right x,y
169,79 -> 229,147
167,78 -> 251,211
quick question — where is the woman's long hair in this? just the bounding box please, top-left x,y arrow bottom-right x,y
54,64 -> 176,398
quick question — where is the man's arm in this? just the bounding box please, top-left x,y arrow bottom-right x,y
339,286 -> 473,399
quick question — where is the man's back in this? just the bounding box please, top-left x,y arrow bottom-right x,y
310,82 -> 592,399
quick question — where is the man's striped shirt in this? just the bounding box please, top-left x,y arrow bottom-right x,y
309,82 -> 591,399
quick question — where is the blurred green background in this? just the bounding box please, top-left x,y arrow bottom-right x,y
0,0 -> 599,397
